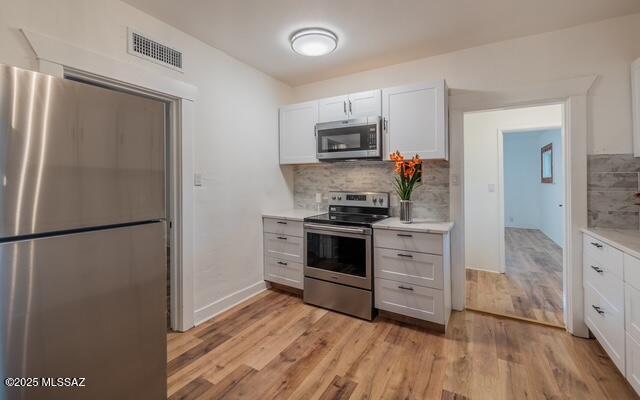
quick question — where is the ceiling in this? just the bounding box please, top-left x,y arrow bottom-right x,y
123,0 -> 640,86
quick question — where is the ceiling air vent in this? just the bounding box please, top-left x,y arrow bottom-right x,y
128,29 -> 183,72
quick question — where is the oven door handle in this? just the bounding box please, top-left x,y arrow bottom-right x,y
304,223 -> 369,235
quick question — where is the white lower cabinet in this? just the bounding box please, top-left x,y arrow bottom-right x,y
263,217 -> 304,291
627,333 -> 640,394
374,228 -> 451,329
264,256 -> 303,290
375,278 -> 444,322
583,231 -> 640,395
584,282 -> 625,372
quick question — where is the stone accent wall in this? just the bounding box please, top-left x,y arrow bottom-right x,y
293,160 -> 450,221
588,154 -> 640,230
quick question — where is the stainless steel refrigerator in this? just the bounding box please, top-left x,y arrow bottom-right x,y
0,64 -> 167,399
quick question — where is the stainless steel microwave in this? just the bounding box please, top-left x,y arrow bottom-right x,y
315,116 -> 382,161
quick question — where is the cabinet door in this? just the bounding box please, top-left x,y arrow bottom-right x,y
318,95 -> 348,123
348,90 -> 381,118
279,101 -> 318,164
382,80 -> 447,160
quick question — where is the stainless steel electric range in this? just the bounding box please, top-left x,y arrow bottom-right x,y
303,191 -> 390,320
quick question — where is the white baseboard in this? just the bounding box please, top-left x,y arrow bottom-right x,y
466,266 -> 504,274
194,281 -> 267,326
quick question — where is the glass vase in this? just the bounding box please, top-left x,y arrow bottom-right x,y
400,200 -> 413,224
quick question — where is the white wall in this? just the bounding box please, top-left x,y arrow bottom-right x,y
291,13 -> 640,155
537,129 -> 565,246
464,105 -> 562,272
504,133 -> 541,229
0,0 -> 295,325
504,129 -> 565,247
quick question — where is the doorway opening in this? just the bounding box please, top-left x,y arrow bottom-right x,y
463,103 -> 566,327
65,72 -> 178,332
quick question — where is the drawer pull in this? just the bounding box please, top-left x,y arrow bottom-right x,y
590,265 -> 603,274
590,242 -> 603,249
397,233 -> 413,238
277,261 -> 288,266
277,236 -> 288,240
397,253 -> 414,258
398,285 -> 414,291
276,221 -> 288,225
592,305 -> 605,315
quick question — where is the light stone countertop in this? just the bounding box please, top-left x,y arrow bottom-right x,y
373,217 -> 454,234
262,208 -> 324,222
582,227 -> 640,259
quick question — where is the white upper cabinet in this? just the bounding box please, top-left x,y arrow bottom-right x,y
382,80 -> 448,160
348,90 -> 382,119
318,95 -> 349,123
318,90 -> 382,123
279,101 -> 319,165
632,58 -> 640,157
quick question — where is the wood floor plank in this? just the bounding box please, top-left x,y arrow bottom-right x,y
167,290 -> 638,400
195,364 -> 258,400
466,228 -> 564,326
318,375 -> 357,400
168,377 -> 214,400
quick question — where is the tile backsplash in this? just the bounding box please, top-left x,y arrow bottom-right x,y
587,154 -> 640,230
293,160 -> 450,221
292,154 -> 640,229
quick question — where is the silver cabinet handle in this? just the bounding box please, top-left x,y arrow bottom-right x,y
398,285 -> 414,291
383,118 -> 388,132
343,101 -> 347,114
348,100 -> 352,114
592,305 -> 605,315
591,242 -> 603,249
397,253 -> 413,258
277,261 -> 288,266
276,221 -> 287,225
397,233 -> 413,238
276,236 -> 287,240
590,265 -> 603,274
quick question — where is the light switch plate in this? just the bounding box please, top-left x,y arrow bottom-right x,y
315,192 -> 322,203
194,173 -> 203,187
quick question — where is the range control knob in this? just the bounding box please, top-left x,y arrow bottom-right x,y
331,196 -> 336,200
372,198 -> 378,204
338,196 -> 342,200
378,198 -> 385,205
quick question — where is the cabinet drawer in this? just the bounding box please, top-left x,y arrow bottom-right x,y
626,333 -> 640,394
626,283 -> 640,345
374,248 -> 443,289
264,233 -> 303,263
374,278 -> 444,324
625,254 -> 640,291
374,229 -> 442,255
584,282 -> 625,373
583,234 -> 623,279
263,218 -> 303,237
264,256 -> 303,289
583,256 -> 623,309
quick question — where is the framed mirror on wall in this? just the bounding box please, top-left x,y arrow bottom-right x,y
541,143 -> 553,183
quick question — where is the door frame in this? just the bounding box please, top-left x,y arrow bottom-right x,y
20,29 -> 197,332
497,123 -> 563,274
449,75 -> 596,337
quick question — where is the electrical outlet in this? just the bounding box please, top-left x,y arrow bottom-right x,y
315,192 -> 322,203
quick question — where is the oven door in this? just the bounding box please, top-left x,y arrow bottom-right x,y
315,117 -> 381,160
304,223 -> 372,290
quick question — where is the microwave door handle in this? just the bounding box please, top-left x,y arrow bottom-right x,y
343,101 -> 347,115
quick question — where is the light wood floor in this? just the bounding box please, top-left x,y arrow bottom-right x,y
167,289 -> 637,400
466,228 -> 564,326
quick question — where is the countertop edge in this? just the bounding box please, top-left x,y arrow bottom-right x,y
581,228 -> 640,259
372,220 -> 455,234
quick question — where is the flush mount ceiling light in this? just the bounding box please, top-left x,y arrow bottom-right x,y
290,28 -> 338,57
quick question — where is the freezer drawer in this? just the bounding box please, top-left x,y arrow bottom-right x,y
0,222 -> 167,400
0,65 -> 166,238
